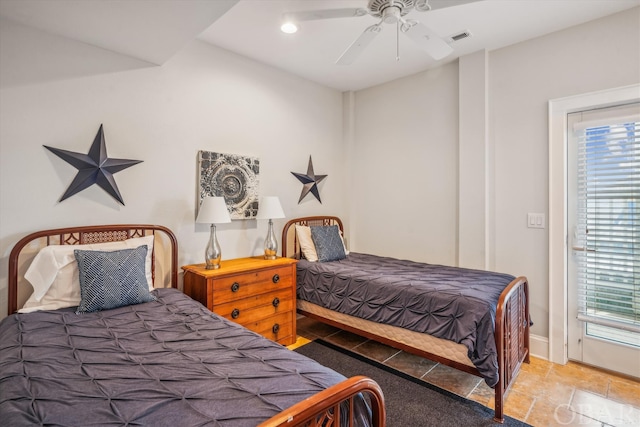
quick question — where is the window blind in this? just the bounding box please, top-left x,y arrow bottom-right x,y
573,106 -> 639,339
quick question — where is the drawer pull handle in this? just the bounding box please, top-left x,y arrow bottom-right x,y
231,309 -> 240,319
272,274 -> 280,283
272,323 -> 280,334
272,297 -> 280,308
231,282 -> 240,292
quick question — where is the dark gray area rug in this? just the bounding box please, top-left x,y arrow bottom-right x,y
295,339 -> 531,427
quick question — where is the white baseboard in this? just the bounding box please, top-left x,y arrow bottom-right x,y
529,333 -> 549,360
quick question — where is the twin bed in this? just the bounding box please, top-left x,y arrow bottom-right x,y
2,224 -> 384,427
282,216 -> 530,423
2,217 -> 529,425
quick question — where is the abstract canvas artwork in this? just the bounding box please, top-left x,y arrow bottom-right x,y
198,151 -> 259,219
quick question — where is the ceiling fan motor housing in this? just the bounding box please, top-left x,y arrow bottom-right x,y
368,0 -> 415,21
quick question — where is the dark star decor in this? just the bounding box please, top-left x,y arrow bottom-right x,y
44,124 -> 142,205
291,156 -> 327,204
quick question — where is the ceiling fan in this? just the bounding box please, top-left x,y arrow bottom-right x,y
281,0 -> 479,65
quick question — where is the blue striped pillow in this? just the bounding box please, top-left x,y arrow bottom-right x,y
74,246 -> 156,313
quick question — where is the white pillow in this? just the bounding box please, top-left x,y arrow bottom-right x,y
295,224 -> 349,262
295,225 -> 318,262
19,235 -> 154,313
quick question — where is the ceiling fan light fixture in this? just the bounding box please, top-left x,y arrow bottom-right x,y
381,6 -> 401,24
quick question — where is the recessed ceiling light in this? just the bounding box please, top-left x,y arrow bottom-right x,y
281,21 -> 298,34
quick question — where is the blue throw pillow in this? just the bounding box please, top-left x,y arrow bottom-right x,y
74,246 -> 156,314
310,225 -> 346,262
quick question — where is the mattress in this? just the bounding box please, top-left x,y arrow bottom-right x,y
296,252 -> 516,386
0,288 -> 371,427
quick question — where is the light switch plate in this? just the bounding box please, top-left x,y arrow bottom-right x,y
527,213 -> 545,229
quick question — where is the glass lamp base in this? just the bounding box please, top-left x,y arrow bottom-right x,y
264,219 -> 278,260
205,224 -> 222,269
263,248 -> 277,260
205,261 -> 221,270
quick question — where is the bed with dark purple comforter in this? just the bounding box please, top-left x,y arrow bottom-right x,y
0,288 -> 371,427
297,252 -> 516,387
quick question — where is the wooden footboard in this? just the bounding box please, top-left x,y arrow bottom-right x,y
494,276 -> 530,423
259,376 -> 386,427
282,216 -> 531,424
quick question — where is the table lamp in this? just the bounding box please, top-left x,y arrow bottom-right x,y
256,196 -> 285,260
196,196 -> 231,269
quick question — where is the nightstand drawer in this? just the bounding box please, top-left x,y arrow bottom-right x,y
213,289 -> 294,325
246,312 -> 294,344
212,267 -> 292,304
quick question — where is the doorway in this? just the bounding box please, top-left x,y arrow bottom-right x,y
548,84 -> 640,372
566,103 -> 639,377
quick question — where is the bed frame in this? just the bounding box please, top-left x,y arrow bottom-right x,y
7,224 -> 386,427
282,216 -> 530,423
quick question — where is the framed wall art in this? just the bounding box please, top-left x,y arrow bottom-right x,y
198,151 -> 260,219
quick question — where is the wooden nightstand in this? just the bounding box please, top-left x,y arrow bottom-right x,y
182,256 -> 297,345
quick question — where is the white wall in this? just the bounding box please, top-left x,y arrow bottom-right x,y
350,8 -> 640,342
0,40 -> 346,318
458,50 -> 488,270
490,7 -> 639,341
350,61 -> 460,265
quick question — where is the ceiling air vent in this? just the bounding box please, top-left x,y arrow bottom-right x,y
448,31 -> 471,43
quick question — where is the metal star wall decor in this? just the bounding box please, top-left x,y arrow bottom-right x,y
44,124 -> 142,205
291,156 -> 327,204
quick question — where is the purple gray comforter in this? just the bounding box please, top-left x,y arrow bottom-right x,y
296,252 -> 517,387
0,289 -> 371,426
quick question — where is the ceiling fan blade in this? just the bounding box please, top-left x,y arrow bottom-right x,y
402,21 -> 453,60
415,0 -> 482,12
336,24 -> 382,65
284,8 -> 367,22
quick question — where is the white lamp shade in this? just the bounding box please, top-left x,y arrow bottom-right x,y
196,197 -> 231,224
256,196 -> 285,220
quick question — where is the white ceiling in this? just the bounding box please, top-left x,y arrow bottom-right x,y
0,0 -> 238,88
201,0 -> 640,91
0,0 -> 237,64
1,0 -> 639,91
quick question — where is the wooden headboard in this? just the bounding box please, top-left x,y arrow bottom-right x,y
7,224 -> 178,315
281,216 -> 344,258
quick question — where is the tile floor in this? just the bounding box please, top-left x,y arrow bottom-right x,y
293,316 -> 640,427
